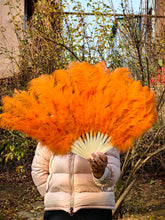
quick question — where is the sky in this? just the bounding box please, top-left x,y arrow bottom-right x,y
64,0 -> 141,14
62,0 -> 142,63
110,0 -> 141,13
107,0 -> 141,13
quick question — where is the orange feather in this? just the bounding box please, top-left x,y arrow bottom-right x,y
0,62 -> 157,154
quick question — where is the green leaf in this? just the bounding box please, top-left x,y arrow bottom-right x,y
150,180 -> 155,185
158,59 -> 163,67
10,145 -> 15,152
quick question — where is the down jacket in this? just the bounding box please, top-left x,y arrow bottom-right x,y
31,143 -> 120,214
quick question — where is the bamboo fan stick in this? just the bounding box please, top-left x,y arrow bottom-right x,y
71,132 -> 113,159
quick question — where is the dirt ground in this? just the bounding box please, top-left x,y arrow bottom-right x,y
0,171 -> 165,220
119,178 -> 165,219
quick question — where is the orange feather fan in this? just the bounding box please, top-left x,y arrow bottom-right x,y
0,62 -> 157,158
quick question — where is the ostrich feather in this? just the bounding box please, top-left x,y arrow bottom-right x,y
0,61 -> 157,157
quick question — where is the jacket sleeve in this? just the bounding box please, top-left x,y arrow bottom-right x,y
93,147 -> 120,190
31,142 -> 52,197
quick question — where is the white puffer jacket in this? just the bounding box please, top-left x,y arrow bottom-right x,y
31,143 -> 120,214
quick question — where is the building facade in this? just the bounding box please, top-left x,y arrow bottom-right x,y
141,0 -> 165,61
0,0 -> 61,79
0,0 -> 25,78
0,0 -> 37,78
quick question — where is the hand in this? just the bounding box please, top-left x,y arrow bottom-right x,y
87,152 -> 108,179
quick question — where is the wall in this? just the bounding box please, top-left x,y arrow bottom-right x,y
0,0 -> 24,79
155,0 -> 165,62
